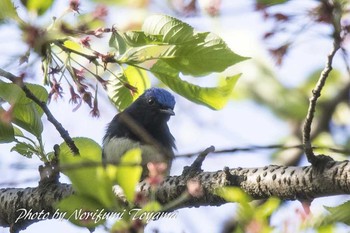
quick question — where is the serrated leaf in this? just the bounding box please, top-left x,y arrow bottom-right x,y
0,0 -> 21,23
59,137 -> 115,208
142,14 -> 195,44
56,195 -> 106,227
141,15 -> 247,76
123,31 -> 164,47
0,82 -> 24,104
0,119 -> 14,143
164,33 -> 248,76
151,60 -> 240,110
12,103 -> 43,138
20,0 -> 54,16
11,141 -> 36,158
115,148 -> 142,202
325,201 -> 350,225
0,82 -> 48,116
107,66 -> 150,111
109,30 -> 127,55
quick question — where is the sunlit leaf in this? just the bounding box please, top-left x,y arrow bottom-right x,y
59,137 -> 115,208
0,82 -> 48,116
123,31 -> 164,47
142,201 -> 162,212
142,14 -> 196,44
141,15 -> 248,76
0,82 -> 24,104
256,197 -> 280,218
119,45 -> 175,64
107,66 -> 150,111
151,60 -> 240,110
115,148 -> 142,202
56,195 -> 106,227
109,30 -> 127,55
215,187 -> 251,203
0,0 -> 21,23
12,103 -> 43,138
20,0 -> 54,16
165,33 -> 247,76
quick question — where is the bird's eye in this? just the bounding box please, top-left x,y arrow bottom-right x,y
148,97 -> 155,105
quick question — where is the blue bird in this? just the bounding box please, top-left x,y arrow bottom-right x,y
102,87 -> 176,178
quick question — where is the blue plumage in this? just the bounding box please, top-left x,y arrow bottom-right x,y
102,87 -> 176,178
144,88 -> 175,110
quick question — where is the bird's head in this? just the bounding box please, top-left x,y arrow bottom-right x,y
128,87 -> 176,122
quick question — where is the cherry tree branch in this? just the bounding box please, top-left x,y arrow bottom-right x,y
302,40 -> 340,164
1,159 -> 350,232
0,68 -> 79,155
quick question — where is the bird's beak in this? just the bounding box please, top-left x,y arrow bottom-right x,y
160,108 -> 175,116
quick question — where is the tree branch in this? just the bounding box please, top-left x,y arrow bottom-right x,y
1,160 -> 350,231
0,68 -> 79,155
302,40 -> 340,164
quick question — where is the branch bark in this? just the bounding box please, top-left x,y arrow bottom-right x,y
1,160 -> 350,231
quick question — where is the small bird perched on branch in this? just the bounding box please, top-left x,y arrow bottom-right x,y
102,87 -> 176,179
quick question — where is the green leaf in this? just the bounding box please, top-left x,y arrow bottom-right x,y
119,45 -> 175,64
59,137 -> 115,208
20,0 -> 54,16
215,187 -> 251,203
115,148 -> 142,203
14,126 -> 24,136
109,30 -> 127,55
0,82 -> 24,104
256,0 -> 288,7
0,82 -> 48,116
142,201 -> 162,212
0,82 -> 48,138
123,31 -> 164,47
142,15 -> 248,76
0,0 -> 21,23
256,197 -> 280,219
11,141 -> 36,158
107,66 -> 150,111
325,201 -> 350,225
0,118 -> 14,143
142,14 -> 196,44
151,60 -> 241,110
12,103 -> 43,138
164,33 -> 247,76
23,83 -> 49,116
56,195 -> 106,228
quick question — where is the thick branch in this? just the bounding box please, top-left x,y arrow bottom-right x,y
0,183 -> 73,232
1,160 -> 350,231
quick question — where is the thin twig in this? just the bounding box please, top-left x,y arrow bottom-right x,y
53,41 -> 97,62
302,40 -> 341,164
0,68 -> 79,155
176,144 -> 350,158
